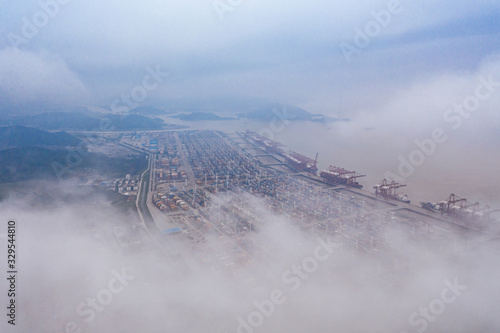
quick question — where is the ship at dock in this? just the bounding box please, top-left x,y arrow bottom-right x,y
241,130 -> 285,155
420,202 -> 441,213
320,166 -> 365,189
421,193 -> 500,227
374,179 -> 410,204
241,130 -> 319,175
283,151 -> 318,175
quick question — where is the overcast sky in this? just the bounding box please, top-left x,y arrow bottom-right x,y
0,0 -> 499,115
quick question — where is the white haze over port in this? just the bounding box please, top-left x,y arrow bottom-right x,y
1,183 -> 500,332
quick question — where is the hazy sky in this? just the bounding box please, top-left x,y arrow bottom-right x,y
1,0 -> 500,115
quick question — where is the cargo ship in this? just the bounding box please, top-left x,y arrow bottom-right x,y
284,151 -> 318,175
241,130 -> 285,154
420,202 -> 441,213
421,193 -> 499,226
262,140 -> 284,155
320,166 -> 365,188
374,179 -> 410,203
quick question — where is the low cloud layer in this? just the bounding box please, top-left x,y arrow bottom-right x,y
1,182 -> 499,332
0,48 -> 88,108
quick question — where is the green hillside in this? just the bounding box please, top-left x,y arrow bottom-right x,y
0,126 -> 81,148
5,112 -> 165,131
0,146 -> 147,183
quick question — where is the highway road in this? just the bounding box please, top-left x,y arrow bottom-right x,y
132,153 -> 193,276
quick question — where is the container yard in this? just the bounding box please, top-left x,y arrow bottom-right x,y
116,129 -> 499,276
179,130 -> 260,181
152,132 -> 184,183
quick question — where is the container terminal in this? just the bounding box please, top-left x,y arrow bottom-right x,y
421,193 -> 500,227
111,129 -> 499,280
374,179 -> 410,204
242,130 -> 319,175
